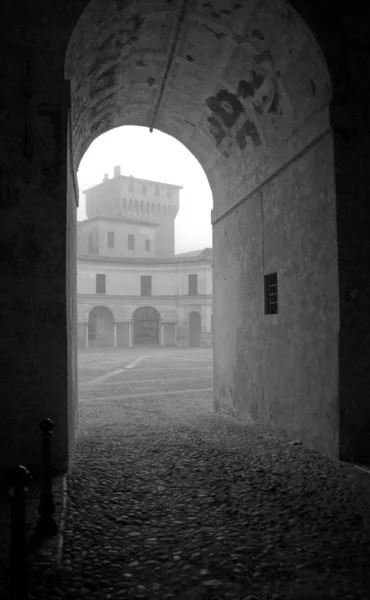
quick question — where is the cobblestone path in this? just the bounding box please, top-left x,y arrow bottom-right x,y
32,348 -> 370,599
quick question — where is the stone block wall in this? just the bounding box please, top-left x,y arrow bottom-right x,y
214,132 -> 340,459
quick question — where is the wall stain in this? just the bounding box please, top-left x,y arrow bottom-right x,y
236,119 -> 261,149
206,90 -> 244,128
207,116 -> 226,146
238,71 -> 265,99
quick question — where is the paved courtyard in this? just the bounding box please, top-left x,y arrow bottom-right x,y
39,347 -> 370,599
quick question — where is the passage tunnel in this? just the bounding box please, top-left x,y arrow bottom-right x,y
65,0 -> 339,458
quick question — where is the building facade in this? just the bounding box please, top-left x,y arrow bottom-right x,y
77,167 -> 213,347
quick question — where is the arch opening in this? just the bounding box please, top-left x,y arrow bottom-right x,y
133,306 -> 161,346
67,0 -> 341,458
88,305 -> 114,346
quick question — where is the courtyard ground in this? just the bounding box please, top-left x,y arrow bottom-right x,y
31,347 -> 370,599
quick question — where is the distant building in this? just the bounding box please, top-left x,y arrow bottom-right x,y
77,167 -> 213,347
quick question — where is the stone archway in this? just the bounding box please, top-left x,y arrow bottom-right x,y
64,0 -> 341,458
2,0 -> 370,474
88,305 -> 114,346
133,306 -> 161,346
189,311 -> 201,348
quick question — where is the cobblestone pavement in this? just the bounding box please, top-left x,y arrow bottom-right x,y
31,347 -> 370,599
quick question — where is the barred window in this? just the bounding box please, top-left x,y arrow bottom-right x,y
264,272 -> 278,315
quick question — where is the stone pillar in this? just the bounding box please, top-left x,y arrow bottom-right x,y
160,323 -> 165,347
113,323 -> 117,347
128,321 -> 133,347
84,322 -> 89,348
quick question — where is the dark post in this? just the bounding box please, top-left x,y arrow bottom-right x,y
8,464 -> 31,600
35,418 -> 57,537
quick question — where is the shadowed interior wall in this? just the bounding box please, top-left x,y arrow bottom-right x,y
66,113 -> 79,466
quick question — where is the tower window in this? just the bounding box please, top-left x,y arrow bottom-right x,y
88,231 -> 96,254
128,234 -> 135,250
264,272 -> 278,315
141,275 -> 152,296
145,239 -> 151,252
107,231 -> 115,248
96,273 -> 106,294
188,274 -> 198,295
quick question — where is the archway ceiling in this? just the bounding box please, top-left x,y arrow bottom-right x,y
66,0 -> 331,208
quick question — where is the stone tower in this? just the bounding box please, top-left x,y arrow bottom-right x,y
84,166 -> 182,257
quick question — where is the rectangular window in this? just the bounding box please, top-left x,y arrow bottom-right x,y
188,274 -> 198,295
145,239 -> 151,252
264,272 -> 278,315
142,183 -> 147,194
141,275 -> 152,296
166,187 -> 172,199
155,183 -> 159,196
128,234 -> 135,250
96,273 -> 106,294
107,231 -> 115,248
88,231 -> 95,254
129,179 -> 134,192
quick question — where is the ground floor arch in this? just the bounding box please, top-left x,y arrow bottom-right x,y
88,305 -> 114,346
133,306 -> 161,346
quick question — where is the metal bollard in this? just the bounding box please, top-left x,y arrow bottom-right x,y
35,418 -> 57,537
8,464 -> 31,600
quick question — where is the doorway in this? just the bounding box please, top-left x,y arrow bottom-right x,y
133,306 -> 160,346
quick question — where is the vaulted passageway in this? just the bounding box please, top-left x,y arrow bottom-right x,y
65,0 -> 338,459
1,0 -> 370,472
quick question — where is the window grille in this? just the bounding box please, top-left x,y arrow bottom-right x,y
264,272 -> 278,315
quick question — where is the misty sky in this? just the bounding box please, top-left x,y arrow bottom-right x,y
77,126 -> 213,254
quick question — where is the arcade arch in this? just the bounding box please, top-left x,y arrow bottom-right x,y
88,305 -> 114,346
133,306 -> 161,346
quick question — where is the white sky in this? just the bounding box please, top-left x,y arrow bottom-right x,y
77,126 -> 213,254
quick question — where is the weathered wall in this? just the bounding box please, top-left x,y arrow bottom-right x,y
214,132 -> 340,458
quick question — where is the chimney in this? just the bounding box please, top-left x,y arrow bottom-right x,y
113,165 -> 121,178
103,173 -> 109,182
